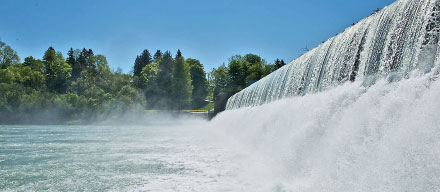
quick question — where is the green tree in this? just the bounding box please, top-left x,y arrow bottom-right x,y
245,54 -> 264,84
280,60 -> 286,67
0,64 -> 45,89
86,49 -> 97,75
156,51 -> 174,109
68,48 -> 81,80
94,54 -> 112,92
272,58 -> 286,72
23,56 -> 43,72
243,54 -> 261,65
133,49 -> 152,77
227,55 -> 247,91
153,50 -> 162,62
226,54 -> 270,91
208,64 -> 230,98
0,41 -> 148,124
77,48 -> 88,73
172,51 -> 192,109
16,65 -> 46,89
263,64 -> 273,77
76,48 -> 96,75
187,58 -> 208,108
114,85 -> 146,111
247,61 -> 263,83
95,54 -> 110,76
175,49 -> 182,59
43,47 -> 71,93
0,41 -> 20,69
140,62 -> 159,108
133,49 -> 153,89
209,53 -> 273,103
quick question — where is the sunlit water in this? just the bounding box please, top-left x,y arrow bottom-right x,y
2,73 -> 440,192
3,0 -> 440,190
0,122 -> 246,191
214,72 -> 440,191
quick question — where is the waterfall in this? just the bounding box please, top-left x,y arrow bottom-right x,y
226,0 -> 440,110
212,71 -> 440,191
212,1 -> 440,190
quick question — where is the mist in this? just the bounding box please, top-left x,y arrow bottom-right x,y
209,70 -> 440,191
2,0 -> 440,190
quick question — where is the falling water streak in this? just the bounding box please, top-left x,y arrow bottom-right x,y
226,0 -> 440,110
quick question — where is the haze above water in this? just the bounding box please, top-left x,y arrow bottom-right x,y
1,121 -> 242,191
2,0 -> 440,190
2,70 -> 440,191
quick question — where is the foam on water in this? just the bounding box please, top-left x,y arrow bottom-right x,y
212,69 -> 440,191
3,0 -> 440,190
1,73 -> 440,191
213,1 -> 440,188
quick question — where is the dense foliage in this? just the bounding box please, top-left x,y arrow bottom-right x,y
208,54 -> 286,99
0,40 -> 285,123
0,42 -> 145,124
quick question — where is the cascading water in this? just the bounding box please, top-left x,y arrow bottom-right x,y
210,0 -> 440,191
3,1 -> 440,191
212,71 -> 440,191
226,0 -> 440,109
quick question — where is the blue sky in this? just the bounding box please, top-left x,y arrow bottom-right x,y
0,0 -> 394,73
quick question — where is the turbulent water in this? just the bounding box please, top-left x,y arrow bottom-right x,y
214,0 -> 440,188
227,0 -> 440,109
3,0 -> 440,191
213,71 -> 440,191
2,72 -> 439,191
220,0 -> 440,190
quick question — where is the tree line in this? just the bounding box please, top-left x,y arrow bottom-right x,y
132,49 -> 206,110
0,42 -> 144,124
0,40 -> 286,123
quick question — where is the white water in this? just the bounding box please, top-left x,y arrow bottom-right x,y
215,0 -> 440,189
215,0 -> 440,190
3,0 -> 440,190
227,0 -> 440,109
212,70 -> 440,191
2,72 -> 439,191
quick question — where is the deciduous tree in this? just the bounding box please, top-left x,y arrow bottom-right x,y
0,41 -> 20,69
187,58 -> 208,108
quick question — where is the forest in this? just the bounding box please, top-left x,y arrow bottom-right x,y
0,41 -> 286,124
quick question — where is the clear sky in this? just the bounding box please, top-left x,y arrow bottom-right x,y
0,0 -> 395,73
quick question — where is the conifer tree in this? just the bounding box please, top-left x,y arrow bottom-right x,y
85,49 -> 97,75
272,58 -> 286,72
153,50 -> 162,62
68,48 -> 81,80
156,51 -> 174,109
274,59 -> 281,68
77,48 -> 89,73
175,49 -> 182,60
133,49 -> 152,77
43,47 -> 71,93
43,47 -> 56,78
280,59 -> 286,67
172,51 -> 192,109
